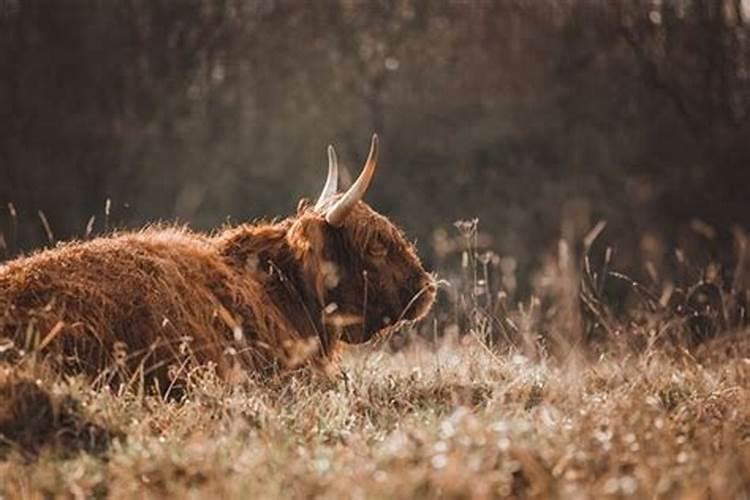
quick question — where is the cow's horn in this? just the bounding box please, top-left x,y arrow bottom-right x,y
325,134 -> 378,226
314,145 -> 339,211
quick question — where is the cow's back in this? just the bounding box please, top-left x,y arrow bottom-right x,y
0,227 -> 260,388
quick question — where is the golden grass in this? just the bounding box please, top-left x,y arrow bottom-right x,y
1,216 -> 748,498
0,332 -> 747,499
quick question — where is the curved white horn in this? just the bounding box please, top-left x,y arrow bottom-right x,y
314,145 -> 339,211
325,134 -> 379,226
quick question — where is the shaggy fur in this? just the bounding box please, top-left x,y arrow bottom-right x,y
0,198 -> 436,391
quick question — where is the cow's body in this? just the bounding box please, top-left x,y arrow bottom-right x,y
0,137 -> 437,391
0,227 -> 294,386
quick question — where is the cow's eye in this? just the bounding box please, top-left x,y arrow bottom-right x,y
368,242 -> 388,258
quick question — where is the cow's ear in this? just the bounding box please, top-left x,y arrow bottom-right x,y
297,198 -> 312,214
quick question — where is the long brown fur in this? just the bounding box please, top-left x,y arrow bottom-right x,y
0,198 -> 436,392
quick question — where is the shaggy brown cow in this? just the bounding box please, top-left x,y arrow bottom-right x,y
0,135 -> 436,391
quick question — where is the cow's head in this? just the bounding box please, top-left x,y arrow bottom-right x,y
288,135 -> 436,344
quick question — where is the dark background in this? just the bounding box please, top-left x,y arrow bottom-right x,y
2,0 -> 749,288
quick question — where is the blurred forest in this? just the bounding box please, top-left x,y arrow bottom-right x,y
2,0 -> 750,287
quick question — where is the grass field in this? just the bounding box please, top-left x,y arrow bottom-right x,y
1,223 -> 749,499
0,331 -> 748,499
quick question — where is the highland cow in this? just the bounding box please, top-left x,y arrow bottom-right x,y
0,135 -> 436,392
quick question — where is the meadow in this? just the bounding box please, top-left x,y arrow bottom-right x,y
0,220 -> 748,499
2,2 -> 750,497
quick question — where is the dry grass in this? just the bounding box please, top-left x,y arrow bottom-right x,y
0,332 -> 747,499
1,218 -> 749,498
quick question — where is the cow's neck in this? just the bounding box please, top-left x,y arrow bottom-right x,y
216,223 -> 330,355
265,249 -> 327,345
